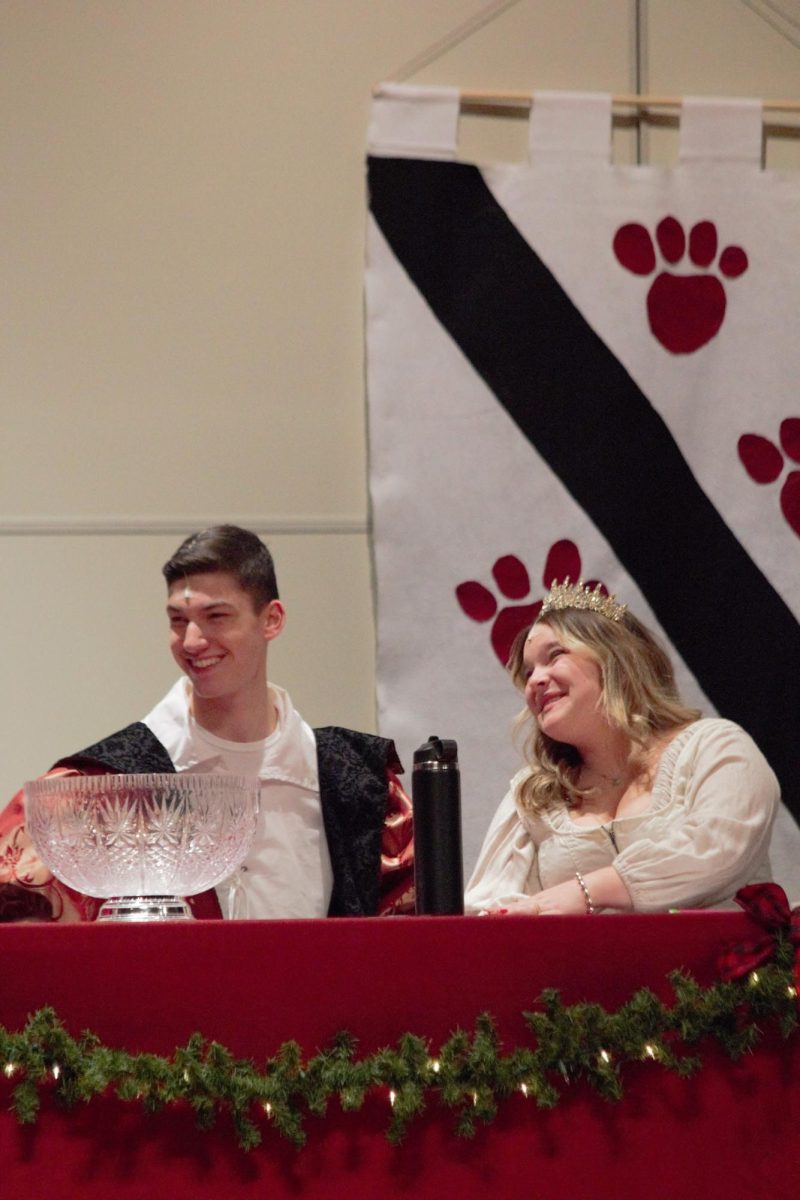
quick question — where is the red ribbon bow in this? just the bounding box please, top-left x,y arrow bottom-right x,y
717,882 -> 800,989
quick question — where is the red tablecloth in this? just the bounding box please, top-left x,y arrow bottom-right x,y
2,913 -> 798,1199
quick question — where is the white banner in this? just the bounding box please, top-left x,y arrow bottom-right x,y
365,87 -> 800,888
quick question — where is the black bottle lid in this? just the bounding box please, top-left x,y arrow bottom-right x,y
413,735 -> 459,767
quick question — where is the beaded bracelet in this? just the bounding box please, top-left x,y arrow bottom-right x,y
575,871 -> 596,914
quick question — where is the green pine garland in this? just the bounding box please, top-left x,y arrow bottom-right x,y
1,934 -> 796,1152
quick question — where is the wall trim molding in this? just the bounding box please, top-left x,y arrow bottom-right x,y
0,515 -> 370,537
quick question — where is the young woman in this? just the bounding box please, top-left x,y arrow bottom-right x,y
466,580 -> 779,915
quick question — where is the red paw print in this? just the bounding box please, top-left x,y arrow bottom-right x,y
738,418 -> 800,538
613,217 -> 748,354
455,540 -> 605,667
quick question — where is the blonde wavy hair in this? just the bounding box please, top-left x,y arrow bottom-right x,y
508,607 -> 700,814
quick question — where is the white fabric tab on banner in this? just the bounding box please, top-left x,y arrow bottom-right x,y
528,90 -> 612,162
368,83 -> 460,160
679,96 -> 763,166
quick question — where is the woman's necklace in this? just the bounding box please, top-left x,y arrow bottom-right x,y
579,765 -> 626,790
571,765 -> 627,850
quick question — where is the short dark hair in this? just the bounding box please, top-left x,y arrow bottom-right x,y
162,525 -> 279,610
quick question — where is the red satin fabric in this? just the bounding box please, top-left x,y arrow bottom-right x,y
2,912 -> 798,1199
0,771 -> 102,921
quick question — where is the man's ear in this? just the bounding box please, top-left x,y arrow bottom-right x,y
262,599 -> 286,642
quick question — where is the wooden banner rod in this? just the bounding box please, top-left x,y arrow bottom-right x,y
455,89 -> 800,114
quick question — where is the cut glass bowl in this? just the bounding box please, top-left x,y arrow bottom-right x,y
24,772 -> 260,921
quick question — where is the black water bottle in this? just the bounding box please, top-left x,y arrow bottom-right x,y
412,735 -> 464,915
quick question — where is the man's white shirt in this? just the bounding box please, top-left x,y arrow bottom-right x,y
142,678 -> 333,918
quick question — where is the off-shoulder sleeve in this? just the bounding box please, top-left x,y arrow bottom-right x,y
614,720 -> 779,912
464,774 -> 542,913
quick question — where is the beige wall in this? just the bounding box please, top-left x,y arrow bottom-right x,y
2,2 -> 798,860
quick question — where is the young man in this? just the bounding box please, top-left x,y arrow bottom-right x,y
0,526 -> 414,921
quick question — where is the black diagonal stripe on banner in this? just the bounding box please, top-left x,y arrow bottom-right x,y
369,155 -> 799,813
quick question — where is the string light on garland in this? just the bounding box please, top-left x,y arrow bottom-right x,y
0,934 -> 796,1154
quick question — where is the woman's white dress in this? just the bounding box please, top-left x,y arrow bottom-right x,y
465,719 -> 779,913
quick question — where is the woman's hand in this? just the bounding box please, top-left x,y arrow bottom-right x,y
501,877 -> 588,916
485,867 -> 633,916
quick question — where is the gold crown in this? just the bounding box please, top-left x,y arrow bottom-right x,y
539,578 -> 627,622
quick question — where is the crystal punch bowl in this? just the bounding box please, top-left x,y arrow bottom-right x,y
24,772 -> 260,921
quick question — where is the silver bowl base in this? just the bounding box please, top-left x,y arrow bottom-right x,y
97,895 -> 193,922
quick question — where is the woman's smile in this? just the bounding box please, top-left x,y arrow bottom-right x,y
524,624 -> 604,746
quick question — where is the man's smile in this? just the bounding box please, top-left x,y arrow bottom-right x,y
187,654 -> 224,670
